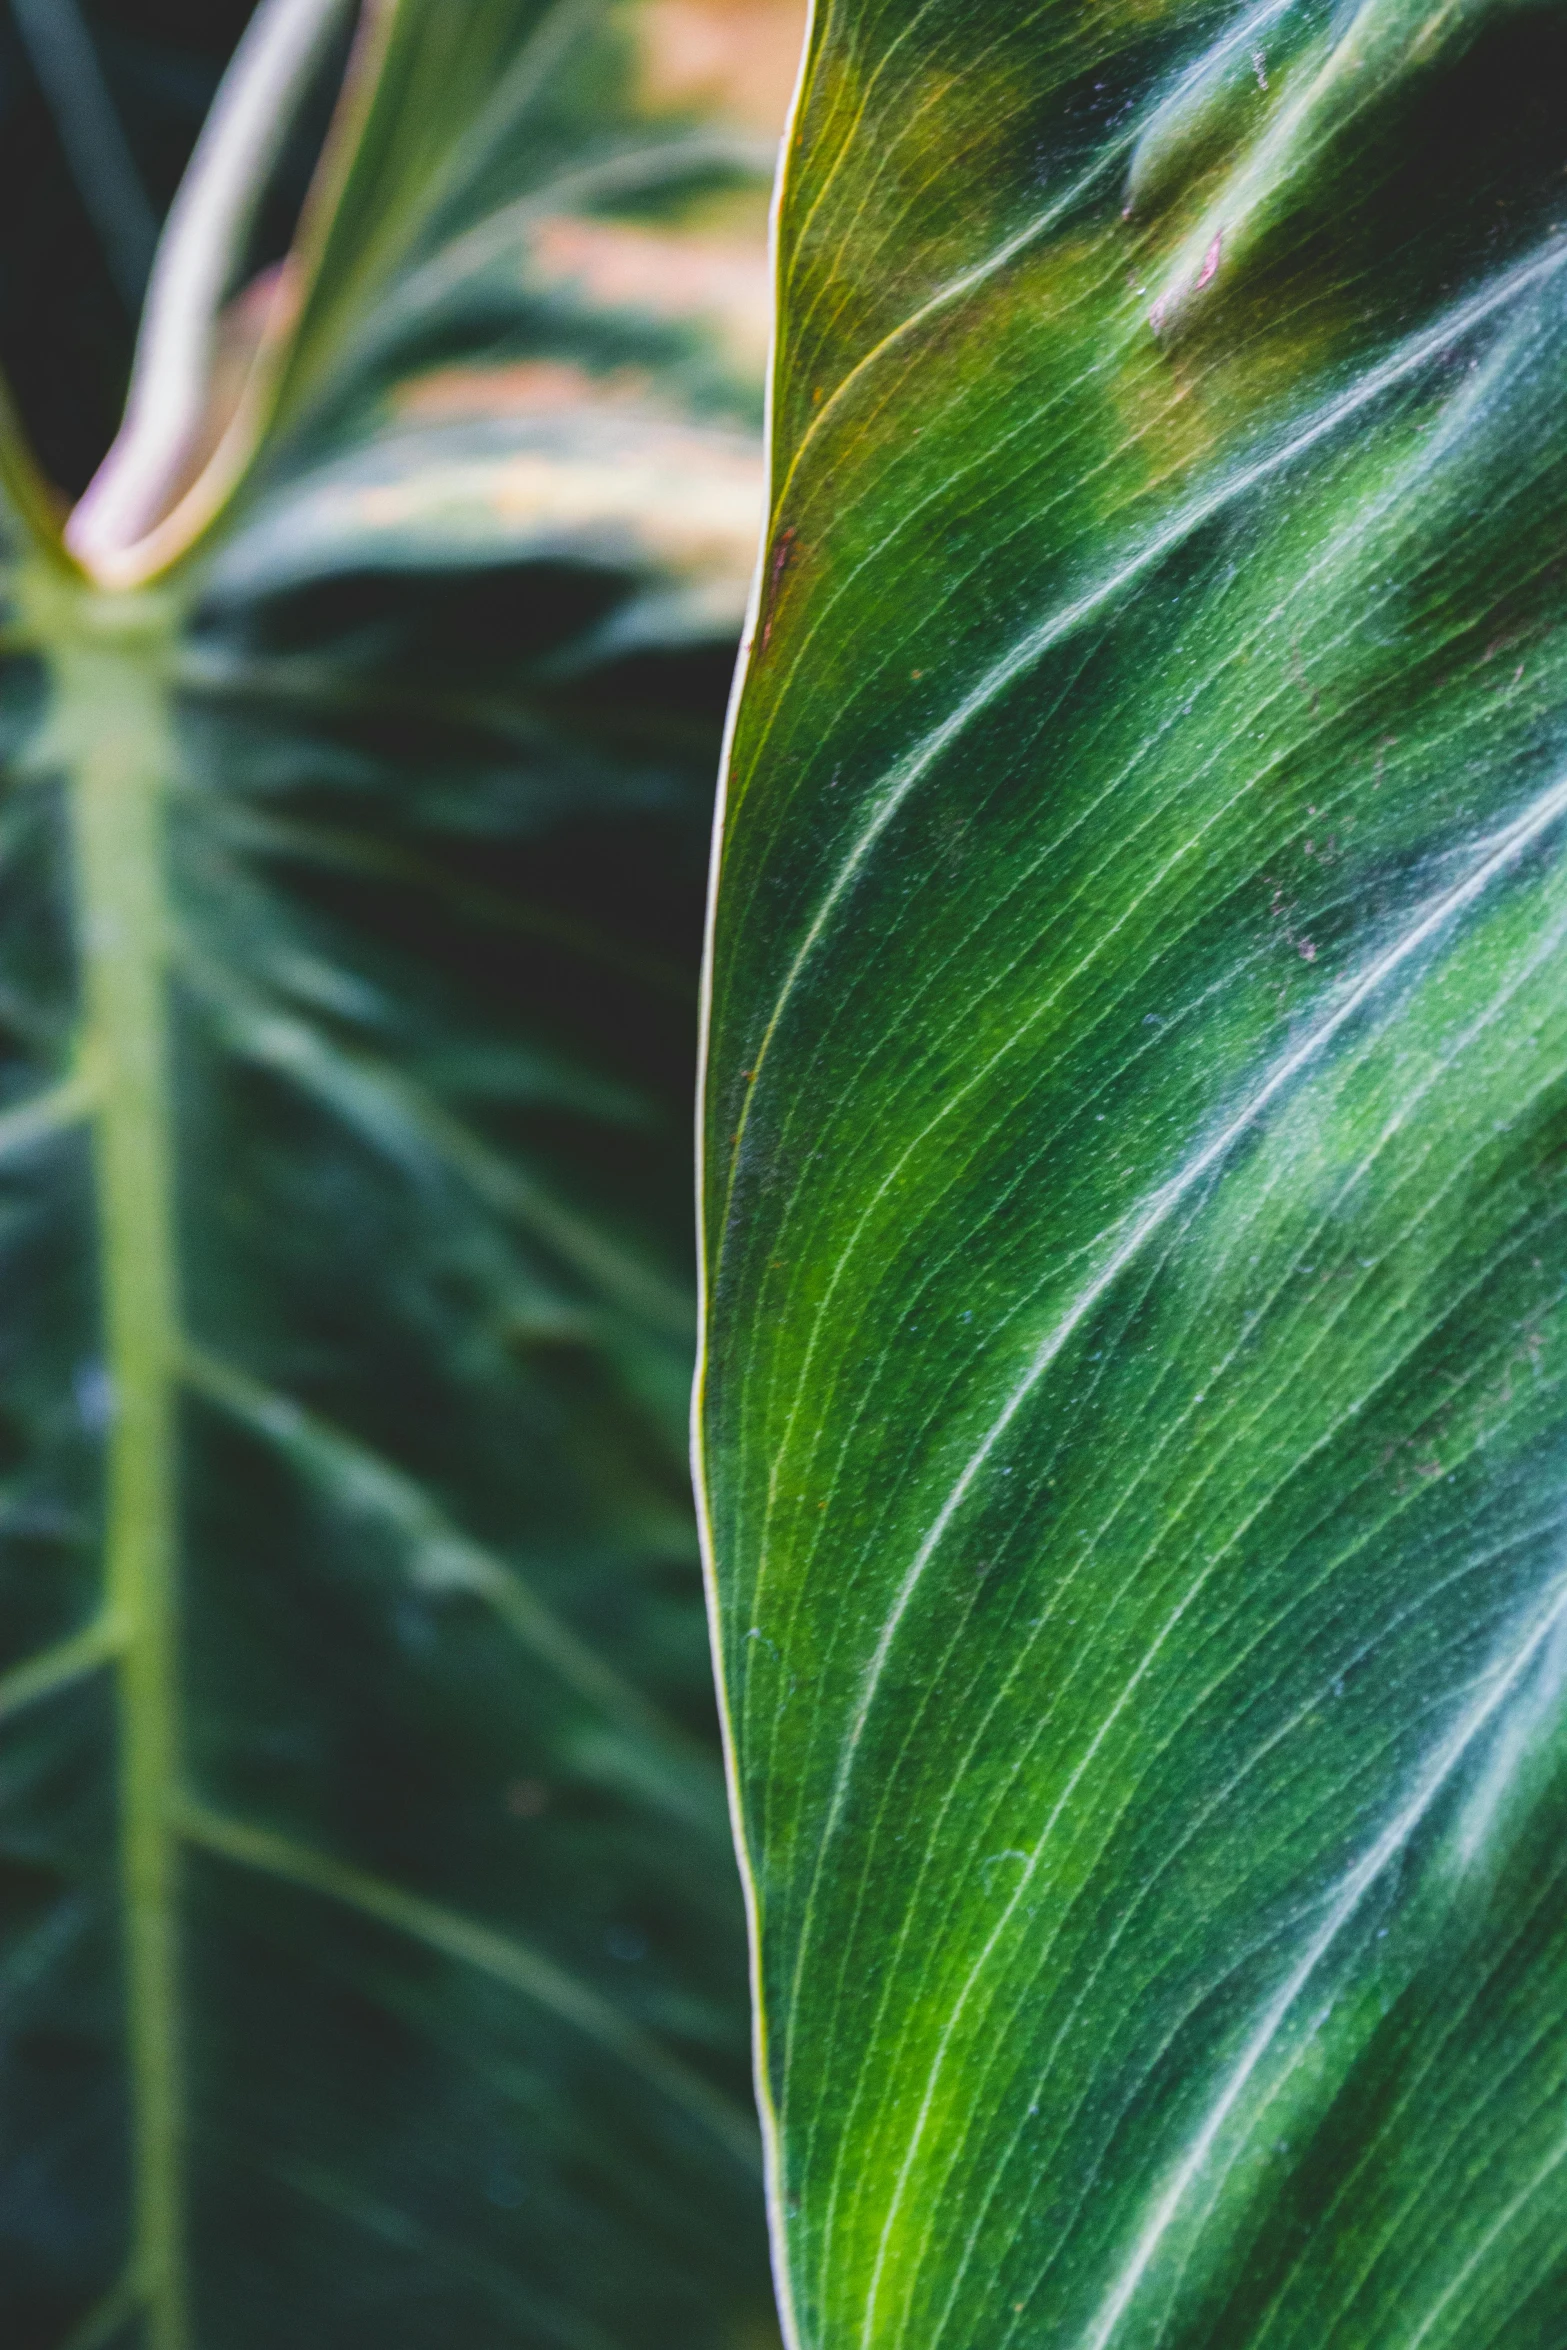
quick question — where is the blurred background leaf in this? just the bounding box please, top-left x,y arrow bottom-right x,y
0,3 -> 802,2344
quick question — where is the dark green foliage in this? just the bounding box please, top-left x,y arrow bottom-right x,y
0,3 -> 784,2343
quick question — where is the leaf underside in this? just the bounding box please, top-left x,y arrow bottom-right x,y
703,0 -> 1567,2345
0,2 -> 793,2344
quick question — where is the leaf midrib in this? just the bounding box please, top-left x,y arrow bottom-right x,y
57,591 -> 188,2350
35,568 -> 757,2346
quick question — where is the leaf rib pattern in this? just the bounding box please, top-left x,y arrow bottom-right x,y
171,1796 -> 762,2170
703,0 -> 1567,2341
184,1344 -> 727,1829
0,1615 -> 126,1727
819,754 -> 1567,1865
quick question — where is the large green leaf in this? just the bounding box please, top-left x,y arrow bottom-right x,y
0,2 -> 800,2343
701,1 -> 1567,2344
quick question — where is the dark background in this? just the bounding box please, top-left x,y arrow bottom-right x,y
0,1 -> 278,496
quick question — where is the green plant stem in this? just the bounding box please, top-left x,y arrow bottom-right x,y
49,581 -> 187,2350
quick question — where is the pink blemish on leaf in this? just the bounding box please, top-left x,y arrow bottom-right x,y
1149,295 -> 1167,334
1298,939 -> 1317,963
759,524 -> 797,650
1196,231 -> 1223,291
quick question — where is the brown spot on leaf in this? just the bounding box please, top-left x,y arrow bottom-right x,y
759,522 -> 797,647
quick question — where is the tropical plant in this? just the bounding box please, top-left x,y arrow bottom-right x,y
0,2 -> 794,2344
701,0 -> 1567,2345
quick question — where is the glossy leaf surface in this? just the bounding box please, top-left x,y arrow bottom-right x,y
701,1 -> 1567,2344
0,2 -> 798,2343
